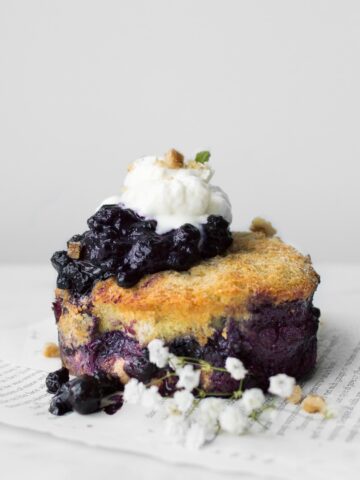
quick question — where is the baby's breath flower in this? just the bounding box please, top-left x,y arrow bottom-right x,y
141,385 -> 163,411
193,409 -> 219,441
219,405 -> 248,435
177,364 -> 201,391
174,389 -> 195,414
198,397 -> 225,423
241,388 -> 265,414
225,357 -> 248,380
185,422 -> 208,450
123,378 -> 146,405
164,415 -> 189,443
269,374 -> 295,398
148,339 -> 169,368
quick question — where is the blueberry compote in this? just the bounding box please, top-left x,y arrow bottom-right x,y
51,205 -> 232,294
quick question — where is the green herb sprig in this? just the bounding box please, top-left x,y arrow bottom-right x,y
194,151 -> 211,164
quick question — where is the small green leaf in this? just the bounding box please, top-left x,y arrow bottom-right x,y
194,151 -> 211,164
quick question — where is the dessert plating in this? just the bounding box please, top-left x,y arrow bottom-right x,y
49,149 -> 320,413
55,231 -> 320,393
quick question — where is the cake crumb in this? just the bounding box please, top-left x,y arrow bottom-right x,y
43,342 -> 60,358
287,385 -> 303,405
113,358 -> 130,384
164,149 -> 184,168
250,217 -> 277,237
67,241 -> 81,260
301,394 -> 326,414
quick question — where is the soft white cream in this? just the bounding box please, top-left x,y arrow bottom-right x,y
100,154 -> 232,234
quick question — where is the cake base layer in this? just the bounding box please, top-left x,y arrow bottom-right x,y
59,297 -> 320,393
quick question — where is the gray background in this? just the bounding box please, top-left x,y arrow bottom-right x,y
1,0 -> 359,264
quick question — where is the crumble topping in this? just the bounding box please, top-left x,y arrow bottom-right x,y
43,342 -> 60,358
113,358 -> 130,384
301,394 -> 326,414
250,217 -> 277,237
67,241 -> 81,260
163,148 -> 184,168
287,384 -> 303,404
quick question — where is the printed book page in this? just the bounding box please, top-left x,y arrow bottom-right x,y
1,308 -> 360,480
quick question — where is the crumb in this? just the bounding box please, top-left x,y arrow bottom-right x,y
250,217 -> 277,237
301,394 -> 326,414
67,241 -> 81,260
186,159 -> 204,170
287,385 -> 303,404
113,358 -> 130,384
43,342 -> 60,358
164,149 -> 184,168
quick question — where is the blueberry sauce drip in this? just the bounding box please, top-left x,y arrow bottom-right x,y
51,205 -> 232,295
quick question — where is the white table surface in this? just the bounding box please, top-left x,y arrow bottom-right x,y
0,263 -> 359,480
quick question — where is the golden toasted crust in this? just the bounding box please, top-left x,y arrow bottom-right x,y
56,232 -> 319,347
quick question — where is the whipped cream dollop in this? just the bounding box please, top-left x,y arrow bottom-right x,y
101,152 -> 232,234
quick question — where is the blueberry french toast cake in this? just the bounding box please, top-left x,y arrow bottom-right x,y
48,149 -> 320,414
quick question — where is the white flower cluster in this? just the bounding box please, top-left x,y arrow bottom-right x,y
122,338 -> 298,450
148,339 -> 169,368
225,357 -> 247,380
268,373 -> 295,398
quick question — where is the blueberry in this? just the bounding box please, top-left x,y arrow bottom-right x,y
167,245 -> 198,270
85,237 -> 115,262
87,205 -> 121,231
49,383 -> 72,416
116,267 -> 142,288
49,394 -> 72,416
200,215 -> 232,258
128,221 -> 157,238
124,356 -> 158,383
46,367 -> 69,393
172,224 -> 200,246
61,263 -> 91,293
112,208 -> 142,233
126,239 -> 153,268
59,261 -> 101,294
51,251 -> 70,271
56,272 -> 71,290
104,395 -> 124,415
93,372 -> 123,397
169,336 -> 202,359
68,375 -> 102,415
88,205 -> 140,233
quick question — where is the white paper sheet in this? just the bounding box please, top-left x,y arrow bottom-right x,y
1,311 -> 360,480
